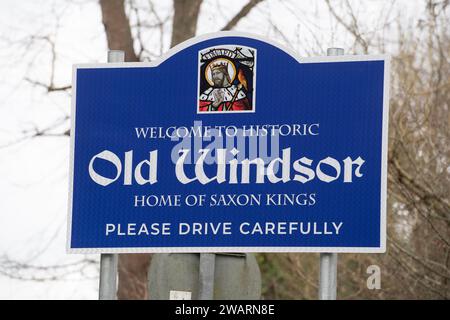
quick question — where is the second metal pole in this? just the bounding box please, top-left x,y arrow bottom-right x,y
319,252 -> 337,300
318,47 -> 344,301
98,49 -> 124,301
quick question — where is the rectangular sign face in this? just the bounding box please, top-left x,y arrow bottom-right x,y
67,33 -> 389,253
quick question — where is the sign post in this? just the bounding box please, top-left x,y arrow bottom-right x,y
318,47 -> 344,301
67,33 -> 389,299
97,50 -> 124,300
319,252 -> 337,300
99,253 -> 117,300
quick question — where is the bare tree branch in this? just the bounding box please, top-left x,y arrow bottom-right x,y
221,0 -> 265,31
25,78 -> 71,93
324,0 -> 369,53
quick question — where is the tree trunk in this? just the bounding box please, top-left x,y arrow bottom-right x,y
116,254 -> 152,299
99,0 -> 149,300
99,0 -> 138,62
97,0 -> 262,300
170,0 -> 203,47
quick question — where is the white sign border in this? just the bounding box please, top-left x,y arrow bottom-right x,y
67,31 -> 389,254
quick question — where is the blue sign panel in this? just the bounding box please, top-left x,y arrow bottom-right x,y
67,32 -> 389,253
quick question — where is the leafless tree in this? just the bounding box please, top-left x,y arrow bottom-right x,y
260,0 -> 449,300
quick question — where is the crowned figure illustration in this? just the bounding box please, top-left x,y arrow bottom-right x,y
198,46 -> 255,112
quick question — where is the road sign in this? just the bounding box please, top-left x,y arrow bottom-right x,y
67,32 -> 389,253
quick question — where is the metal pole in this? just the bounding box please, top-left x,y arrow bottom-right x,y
319,252 -> 338,300
318,47 -> 344,301
326,47 -> 345,56
198,253 -> 216,299
107,50 -> 125,63
99,253 -> 118,300
98,49 -> 124,301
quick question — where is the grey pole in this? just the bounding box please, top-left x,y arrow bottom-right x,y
99,254 -> 118,300
326,47 -> 345,56
198,253 -> 216,299
107,50 -> 125,63
319,252 -> 338,300
98,50 -> 124,301
318,47 -> 344,301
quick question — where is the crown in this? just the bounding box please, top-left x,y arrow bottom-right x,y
211,61 -> 228,70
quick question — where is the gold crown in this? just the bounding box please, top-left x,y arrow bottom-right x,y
211,61 -> 228,70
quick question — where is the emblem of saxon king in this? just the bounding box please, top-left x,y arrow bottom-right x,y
198,45 -> 256,113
